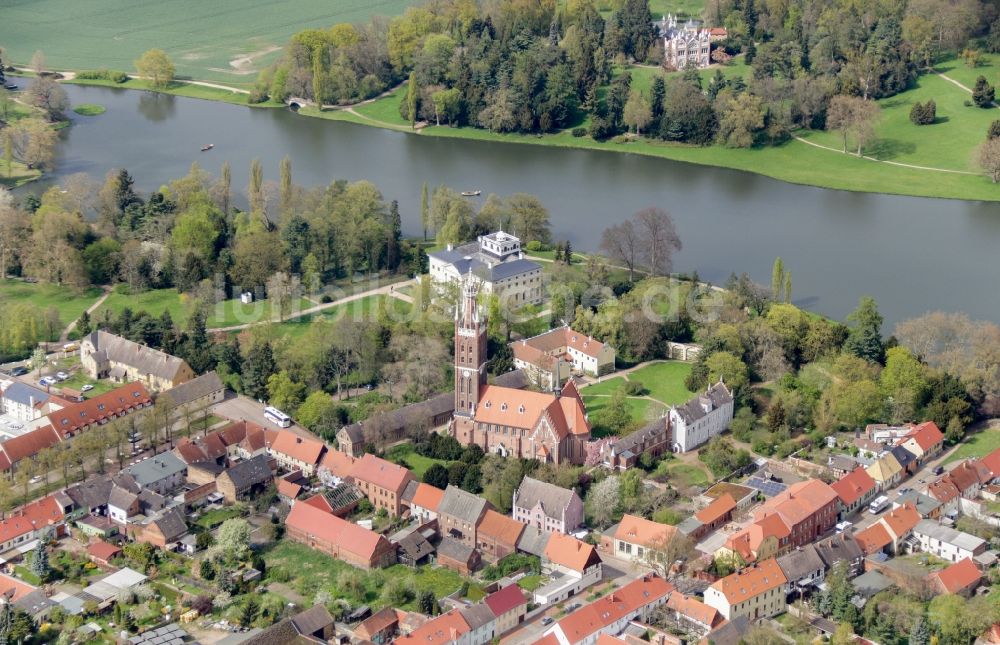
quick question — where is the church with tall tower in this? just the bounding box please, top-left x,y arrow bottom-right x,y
450,273 -> 592,465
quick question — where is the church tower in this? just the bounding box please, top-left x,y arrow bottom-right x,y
455,271 -> 488,417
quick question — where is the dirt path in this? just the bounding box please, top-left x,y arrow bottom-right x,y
60,287 -> 111,342
206,278 -> 415,332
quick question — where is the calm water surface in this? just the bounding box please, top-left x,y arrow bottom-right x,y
21,84 -> 1000,326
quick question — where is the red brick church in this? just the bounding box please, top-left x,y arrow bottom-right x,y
450,275 -> 591,465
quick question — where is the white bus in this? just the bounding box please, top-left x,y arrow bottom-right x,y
868,495 -> 890,514
264,406 -> 292,428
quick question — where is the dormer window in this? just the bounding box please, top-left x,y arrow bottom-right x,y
501,403 -> 508,411
518,405 -> 525,413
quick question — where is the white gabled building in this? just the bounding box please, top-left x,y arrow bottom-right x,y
669,380 -> 734,453
427,230 -> 543,307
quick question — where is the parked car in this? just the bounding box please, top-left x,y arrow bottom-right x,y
933,465 -> 945,476
541,617 -> 553,626
29,476 -> 42,484
81,384 -> 94,392
10,366 -> 27,376
39,376 -> 57,386
55,371 -> 69,381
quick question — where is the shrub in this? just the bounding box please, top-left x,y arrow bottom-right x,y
525,240 -> 543,251
989,120 -> 1000,139
248,88 -> 269,104
973,76 -> 995,108
571,127 -> 587,137
622,380 -> 647,396
909,99 -> 936,125
76,69 -> 129,83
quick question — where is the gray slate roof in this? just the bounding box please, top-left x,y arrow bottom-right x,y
437,537 -> 476,563
288,604 -> 334,637
460,604 -> 496,630
439,485 -> 489,524
852,570 -> 894,598
513,476 -> 579,521
127,453 -> 187,487
890,445 -> 918,470
162,371 -> 223,408
896,490 -> 943,517
914,519 -> 986,552
223,454 -> 273,490
85,331 -> 190,382
147,506 -> 188,541
2,382 -> 50,407
516,525 -> 551,557
814,533 -> 864,570
776,544 -> 825,582
65,477 -> 114,510
671,381 -> 732,424
108,486 -> 138,511
704,616 -> 750,645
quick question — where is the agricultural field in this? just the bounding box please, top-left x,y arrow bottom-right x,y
0,0 -> 418,84
0,280 -> 104,330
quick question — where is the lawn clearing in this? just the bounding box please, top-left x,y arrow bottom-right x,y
0,159 -> 42,188
583,395 -> 658,438
945,426 -> 1000,464
268,295 -> 412,339
195,506 -> 246,530
1,0 -> 418,84
661,461 -> 711,488
626,361 -> 696,405
353,84 -> 410,127
384,444 -> 450,479
58,372 -> 117,398
96,286 -> 314,328
0,280 -> 104,332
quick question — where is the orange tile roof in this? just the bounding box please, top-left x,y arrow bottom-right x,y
982,447 -> 1000,480
931,557 -> 981,594
544,532 -> 601,574
615,514 -> 676,548
881,503 -> 920,539
695,493 -> 736,525
86,540 -> 122,562
517,326 -> 608,360
902,421 -> 944,452
45,382 -> 151,437
0,573 -> 37,602
300,493 -> 334,513
595,636 -> 629,645
709,558 -> 787,605
395,609 -> 470,645
285,501 -> 390,562
474,384 -> 589,438
726,512 -> 792,561
666,593 -> 722,628
411,483 -> 444,512
269,430 -> 325,465
947,460 -> 988,492
555,575 -> 673,644
854,523 -> 892,555
831,468 -> 877,506
477,510 -> 525,547
277,479 -> 301,499
753,480 -> 838,528
0,425 -> 61,468
350,453 -> 413,494
0,495 -> 65,545
319,450 -> 356,480
928,478 -> 961,504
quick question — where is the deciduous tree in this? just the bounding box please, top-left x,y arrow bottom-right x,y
135,49 -> 176,88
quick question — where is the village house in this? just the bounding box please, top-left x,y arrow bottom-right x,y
477,510 -> 525,563
136,505 -> 188,548
698,481 -> 757,511
267,430 -> 325,476
776,544 -> 826,596
679,493 -> 736,542
895,490 -> 945,519
612,514 -> 677,566
601,416 -> 671,472
814,533 -> 866,576
483,584 -> 528,636
395,608 -> 472,645
437,537 -> 481,575
512,476 -> 584,534
81,331 -> 194,391
912,520 -> 986,562
717,512 -> 790,564
438,485 -> 491,550
402,481 -> 445,524
317,449 -> 357,486
125,452 -> 187,495
896,421 -> 945,464
663,593 -> 723,636
349,453 -> 415,517
0,381 -> 64,423
543,574 -> 673,645
215,454 -> 275,503
285,496 -> 396,570
751,479 -> 838,548
160,370 -> 224,411
450,277 -> 591,465
854,503 -> 921,556
704,558 -> 787,621
668,381 -> 733,453
428,230 -> 543,306
0,495 -> 67,554
928,557 -> 982,597
866,452 -> 904,490
511,326 -> 615,390
940,458 -> 992,500
827,454 -> 858,479
536,532 -> 603,605
831,467 -> 878,519
0,425 -> 62,473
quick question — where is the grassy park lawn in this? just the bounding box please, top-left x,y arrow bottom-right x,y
195,506 -> 246,530
96,286 -> 313,328
270,295 -> 413,340
945,427 -> 1000,464
583,395 -> 658,437
0,280 -> 103,329
933,54 -> 1000,91
626,58 -> 751,96
68,77 -> 262,106
58,372 -> 117,398
626,361 -> 695,405
3,0 -> 417,84
660,461 -> 711,488
353,85 -> 410,127
384,444 -> 449,479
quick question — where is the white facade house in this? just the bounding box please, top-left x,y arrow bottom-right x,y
669,380 -> 734,453
427,231 -> 543,307
0,382 -> 60,424
535,533 -> 603,605
511,327 -> 616,391
912,520 -> 987,562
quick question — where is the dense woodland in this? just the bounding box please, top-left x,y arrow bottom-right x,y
256,0 -> 1000,147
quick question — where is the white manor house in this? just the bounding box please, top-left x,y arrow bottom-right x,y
427,230 -> 543,306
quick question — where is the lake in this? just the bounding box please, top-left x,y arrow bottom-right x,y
21,83 -> 1000,326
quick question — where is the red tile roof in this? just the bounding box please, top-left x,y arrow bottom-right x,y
0,573 -> 37,602
86,540 -> 122,562
395,609 -> 470,645
900,421 -> 944,453
0,425 -> 61,469
931,557 -> 981,595
695,493 -> 736,525
483,584 -> 527,618
855,523 -> 892,555
285,500 -> 390,563
753,479 -> 838,529
831,468 -> 877,506
269,430 -> 325,465
982,447 -> 1000,480
555,575 -> 673,644
477,510 -> 525,547
45,382 -> 151,438
300,493 -> 334,513
410,483 -> 444,512
881,503 -> 920,539
474,382 -> 590,439
0,495 -> 65,545
666,593 -> 722,628
350,453 -> 414,494
709,558 -> 787,605
277,479 -> 301,499
928,478 -> 961,504
544,532 -> 601,574
319,450 -> 357,480
615,514 -> 676,548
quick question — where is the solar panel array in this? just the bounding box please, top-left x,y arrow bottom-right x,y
745,476 -> 788,497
